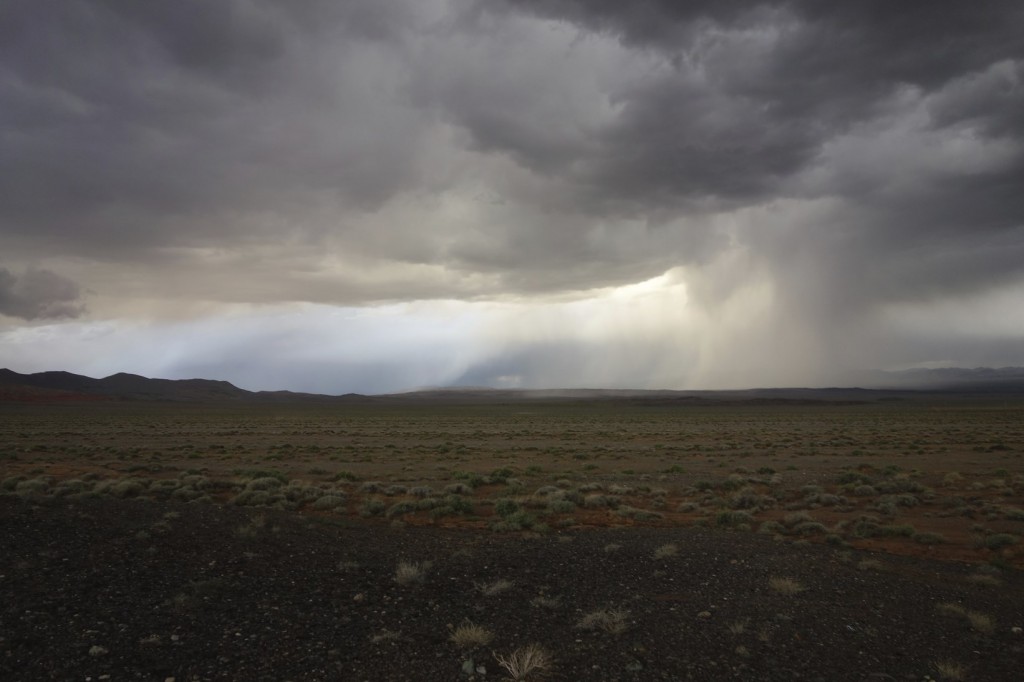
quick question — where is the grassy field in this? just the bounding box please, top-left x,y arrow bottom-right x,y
2,396 -> 1023,566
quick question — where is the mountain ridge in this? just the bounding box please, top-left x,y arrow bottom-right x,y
3,366 -> 1024,404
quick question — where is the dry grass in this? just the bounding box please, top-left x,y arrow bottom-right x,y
728,618 -> 750,635
370,629 -> 400,644
576,608 -> 630,634
935,602 -> 967,617
966,573 -> 1002,587
394,560 -> 430,586
933,660 -> 967,680
653,543 -> 678,559
494,643 -> 553,681
530,595 -> 562,609
966,610 -> 995,633
449,621 -> 494,648
476,579 -> 514,596
767,577 -> 805,595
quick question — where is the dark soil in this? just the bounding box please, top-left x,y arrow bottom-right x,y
2,496 -> 1022,681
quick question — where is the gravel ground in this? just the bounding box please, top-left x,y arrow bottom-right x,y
1,495 -> 1022,681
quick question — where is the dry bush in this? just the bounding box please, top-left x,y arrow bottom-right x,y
576,609 -> 630,634
394,560 -> 430,586
934,660 -> 967,680
449,622 -> 494,648
653,543 -> 678,559
966,610 -> 995,633
494,643 -> 553,681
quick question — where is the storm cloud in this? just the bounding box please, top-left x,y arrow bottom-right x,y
0,267 -> 84,320
1,0 -> 1022,390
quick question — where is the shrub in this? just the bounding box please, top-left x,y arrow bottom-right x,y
576,609 -> 630,634
791,521 -> 829,536
494,498 -> 520,517
494,644 -> 553,681
15,478 -> 52,495
310,494 -> 347,511
729,488 -> 775,510
1003,507 -> 1024,521
933,660 -> 966,681
491,510 -> 537,532
429,495 -> 476,520
385,501 -> 417,518
653,543 -> 678,559
782,511 -> 814,527
982,533 -> 1018,550
546,499 -> 576,514
359,497 -> 386,517
245,477 -> 284,491
967,611 -> 995,633
394,560 -> 429,586
912,532 -> 946,545
232,490 -> 271,507
1,475 -> 26,491
583,494 -> 619,509
450,622 -> 494,648
716,510 -> 753,528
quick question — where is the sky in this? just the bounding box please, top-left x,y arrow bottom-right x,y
1,0 -> 1023,394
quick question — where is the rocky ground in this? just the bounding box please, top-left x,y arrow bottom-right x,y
1,495 -> 1022,681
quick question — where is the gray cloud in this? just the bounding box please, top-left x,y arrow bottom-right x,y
1,0 -> 1023,385
0,267 -> 84,320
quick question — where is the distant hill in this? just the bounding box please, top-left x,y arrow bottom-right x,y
873,366 -> 1024,391
0,368 -> 367,403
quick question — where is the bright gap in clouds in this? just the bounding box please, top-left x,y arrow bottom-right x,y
0,271 -> 701,394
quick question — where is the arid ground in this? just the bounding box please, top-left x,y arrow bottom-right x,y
2,394 -> 1023,679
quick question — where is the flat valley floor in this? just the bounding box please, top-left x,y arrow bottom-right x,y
1,395 -> 1023,679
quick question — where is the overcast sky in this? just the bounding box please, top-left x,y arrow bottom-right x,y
2,0 -> 1023,393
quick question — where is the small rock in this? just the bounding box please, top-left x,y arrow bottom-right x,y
461,658 -> 475,675
476,665 -> 486,674
697,611 -> 712,618
88,645 -> 108,657
1012,626 -> 1022,635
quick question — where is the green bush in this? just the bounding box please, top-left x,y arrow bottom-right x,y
494,498 -> 520,517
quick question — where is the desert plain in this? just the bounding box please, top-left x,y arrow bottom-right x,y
2,390 -> 1023,680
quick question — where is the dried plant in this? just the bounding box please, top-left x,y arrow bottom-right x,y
494,643 -> 552,680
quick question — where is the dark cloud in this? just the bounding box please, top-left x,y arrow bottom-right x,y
0,0 -> 435,262
0,267 -> 84,320
1,0 -> 1023,384
475,0 -> 1024,326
